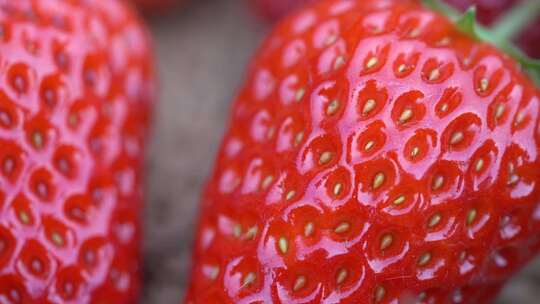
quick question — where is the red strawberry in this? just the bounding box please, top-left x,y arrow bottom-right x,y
0,0 -> 155,303
186,0 -> 540,303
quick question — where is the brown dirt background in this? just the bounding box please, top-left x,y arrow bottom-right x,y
141,1 -> 540,303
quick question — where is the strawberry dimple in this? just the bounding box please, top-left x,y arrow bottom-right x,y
188,0 -> 540,303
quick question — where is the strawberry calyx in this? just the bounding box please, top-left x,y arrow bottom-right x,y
423,0 -> 540,86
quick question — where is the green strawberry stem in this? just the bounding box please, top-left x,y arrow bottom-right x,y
423,0 -> 540,86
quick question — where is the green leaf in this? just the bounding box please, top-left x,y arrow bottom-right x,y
455,7 -> 477,37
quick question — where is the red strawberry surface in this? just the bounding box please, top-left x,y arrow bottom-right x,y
186,0 -> 540,303
0,0 -> 155,303
249,0 -> 540,58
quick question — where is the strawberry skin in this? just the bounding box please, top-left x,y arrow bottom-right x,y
186,0 -> 540,303
0,0 -> 155,303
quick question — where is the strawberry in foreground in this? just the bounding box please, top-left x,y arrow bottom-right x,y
0,0 -> 155,303
186,0 -> 540,302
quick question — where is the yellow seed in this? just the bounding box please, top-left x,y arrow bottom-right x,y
295,88 -> 305,102
278,237 -> 288,254
418,292 -> 427,301
495,103 -> 505,120
304,222 -> 315,237
333,183 -> 343,196
380,234 -> 393,250
440,103 -> 449,112
32,131 -> 44,148
334,222 -> 350,234
286,190 -> 296,201
294,131 -> 304,146
411,146 -> 420,157
438,37 -> 451,46
267,127 -> 275,139
508,163 -> 515,173
398,108 -> 413,124
375,285 -> 386,302
393,195 -> 406,205
336,268 -> 348,285
362,99 -> 376,115
68,113 -> 78,127
242,272 -> 256,288
479,78 -> 489,92
326,35 -> 337,46
373,172 -> 385,190
366,57 -> 378,70
208,265 -> 220,280
459,251 -> 467,261
507,174 -> 519,185
293,276 -> 307,291
244,226 -> 258,240
319,151 -> 333,165
51,232 -> 64,246
515,111 -> 525,126
233,224 -> 242,238
450,131 -> 464,145
326,99 -> 340,115
418,252 -> 432,266
428,68 -> 440,81
466,209 -> 477,226
261,175 -> 274,190
334,56 -> 346,70
364,140 -> 375,151
409,28 -> 421,38
474,158 -> 484,172
428,213 -> 442,228
19,211 -> 30,225
432,175 -> 444,191
397,64 -> 406,74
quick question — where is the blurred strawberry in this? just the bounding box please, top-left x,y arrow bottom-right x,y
0,0 -> 155,302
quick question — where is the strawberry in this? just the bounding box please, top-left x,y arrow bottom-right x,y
0,0 -> 155,303
185,0 -> 540,303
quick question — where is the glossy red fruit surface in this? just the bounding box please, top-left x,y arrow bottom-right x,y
0,0 -> 155,303
186,0 -> 540,303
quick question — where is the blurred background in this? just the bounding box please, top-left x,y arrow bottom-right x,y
140,0 -> 540,303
